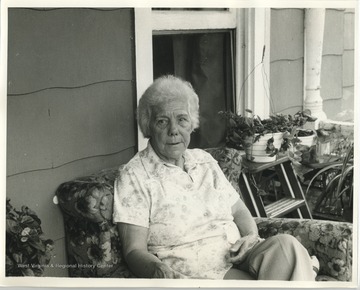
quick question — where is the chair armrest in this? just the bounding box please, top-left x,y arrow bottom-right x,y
55,167 -> 135,278
61,206 -> 133,278
255,217 -> 352,281
55,168 -> 120,223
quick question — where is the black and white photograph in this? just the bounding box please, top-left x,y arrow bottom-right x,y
1,0 -> 358,288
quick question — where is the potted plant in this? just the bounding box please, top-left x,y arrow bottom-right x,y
282,110 -> 318,152
6,199 -> 54,276
219,109 -> 288,162
219,109 -> 317,163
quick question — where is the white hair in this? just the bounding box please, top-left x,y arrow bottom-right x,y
137,75 -> 200,138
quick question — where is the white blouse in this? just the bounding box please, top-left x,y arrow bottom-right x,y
113,142 -> 241,279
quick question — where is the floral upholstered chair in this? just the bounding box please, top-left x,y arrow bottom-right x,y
55,147 -> 353,281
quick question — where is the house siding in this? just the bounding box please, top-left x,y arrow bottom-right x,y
322,8 -> 355,121
7,8 -> 136,276
269,8 -> 305,115
270,8 -> 355,120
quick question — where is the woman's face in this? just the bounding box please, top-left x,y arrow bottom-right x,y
149,98 -> 192,165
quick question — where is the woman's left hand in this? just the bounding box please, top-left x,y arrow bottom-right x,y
226,234 -> 262,264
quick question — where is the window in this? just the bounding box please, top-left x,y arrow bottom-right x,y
134,8 -> 270,150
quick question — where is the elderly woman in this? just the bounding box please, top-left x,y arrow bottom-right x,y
113,75 -> 316,280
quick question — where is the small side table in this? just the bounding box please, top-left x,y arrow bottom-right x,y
239,156 -> 312,219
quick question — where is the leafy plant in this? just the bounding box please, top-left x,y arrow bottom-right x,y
281,110 -> 317,152
219,109 -> 317,154
305,145 -> 354,222
6,199 -> 54,276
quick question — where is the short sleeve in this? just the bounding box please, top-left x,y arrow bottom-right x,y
223,175 -> 241,208
213,160 -> 241,208
112,166 -> 150,228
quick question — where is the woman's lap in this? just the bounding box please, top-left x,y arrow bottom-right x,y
230,234 -> 314,280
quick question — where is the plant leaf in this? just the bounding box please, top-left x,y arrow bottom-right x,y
12,253 -> 23,263
257,189 -> 268,196
268,148 -> 278,157
21,268 -> 35,276
229,118 -> 237,127
6,219 -> 22,234
21,215 -> 35,225
28,238 -> 45,252
305,163 -> 343,196
335,165 -> 354,197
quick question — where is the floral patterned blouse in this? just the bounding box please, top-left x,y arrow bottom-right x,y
113,142 -> 241,279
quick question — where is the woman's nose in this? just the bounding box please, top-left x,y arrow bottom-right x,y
168,120 -> 179,136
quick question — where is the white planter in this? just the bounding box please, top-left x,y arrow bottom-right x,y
245,132 -> 284,163
296,130 -> 316,147
297,134 -> 316,147
290,130 -> 317,155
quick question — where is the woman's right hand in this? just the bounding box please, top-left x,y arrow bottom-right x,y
226,234 -> 262,264
151,262 -> 184,279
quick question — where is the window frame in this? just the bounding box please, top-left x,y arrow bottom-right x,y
134,8 -> 270,150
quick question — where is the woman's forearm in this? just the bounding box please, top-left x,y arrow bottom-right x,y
126,249 -> 184,278
125,249 -> 161,278
118,223 -> 162,278
117,223 -> 182,278
232,199 -> 258,236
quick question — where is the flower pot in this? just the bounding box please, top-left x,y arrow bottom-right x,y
297,133 -> 316,147
290,130 -> 318,163
245,132 -> 284,163
292,129 -> 316,151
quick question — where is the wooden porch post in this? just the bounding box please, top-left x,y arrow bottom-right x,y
304,8 -> 327,128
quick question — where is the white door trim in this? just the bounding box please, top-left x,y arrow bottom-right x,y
244,8 -> 271,119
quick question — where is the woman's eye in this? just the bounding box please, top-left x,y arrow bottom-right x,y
179,117 -> 190,126
179,116 -> 188,122
157,119 -> 168,128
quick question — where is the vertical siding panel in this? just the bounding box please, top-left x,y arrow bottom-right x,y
343,10 -> 355,50
321,8 -> 354,121
321,55 -> 343,101
49,82 -> 135,167
270,8 -> 304,114
343,50 -> 354,88
322,9 -> 344,55
7,94 -> 53,175
270,8 -> 304,62
270,60 -> 303,114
